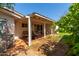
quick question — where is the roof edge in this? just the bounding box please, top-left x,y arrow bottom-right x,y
30,12 -> 55,22
2,7 -> 24,17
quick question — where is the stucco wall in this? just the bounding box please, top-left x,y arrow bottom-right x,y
15,21 -> 23,38
15,20 -> 28,38
0,12 -> 15,34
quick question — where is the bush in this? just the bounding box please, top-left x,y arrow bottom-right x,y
67,43 -> 79,56
0,33 -> 14,53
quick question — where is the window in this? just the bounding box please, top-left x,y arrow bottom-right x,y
0,18 -> 6,38
22,23 -> 28,27
0,22 -> 3,31
34,24 -> 43,34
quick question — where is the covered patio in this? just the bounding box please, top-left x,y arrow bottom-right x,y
15,13 -> 54,46
0,8 -> 54,46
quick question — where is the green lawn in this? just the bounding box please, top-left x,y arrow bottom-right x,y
58,32 -> 72,36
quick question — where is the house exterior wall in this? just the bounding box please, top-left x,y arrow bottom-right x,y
15,20 -> 22,38
15,20 -> 28,38
0,12 -> 15,35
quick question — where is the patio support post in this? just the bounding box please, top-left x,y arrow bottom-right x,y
44,23 -> 46,37
51,28 -> 53,34
27,16 -> 32,46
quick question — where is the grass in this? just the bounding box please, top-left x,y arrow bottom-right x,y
58,32 -> 72,36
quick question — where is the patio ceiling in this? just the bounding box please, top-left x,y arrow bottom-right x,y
30,13 -> 54,25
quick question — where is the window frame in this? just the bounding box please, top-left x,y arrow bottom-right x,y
22,23 -> 28,28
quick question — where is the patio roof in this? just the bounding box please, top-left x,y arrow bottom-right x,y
28,12 -> 55,22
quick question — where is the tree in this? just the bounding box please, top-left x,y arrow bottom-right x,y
58,3 -> 79,34
57,3 -> 79,55
0,3 -> 15,10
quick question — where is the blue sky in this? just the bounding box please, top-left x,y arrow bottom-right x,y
15,3 -> 71,21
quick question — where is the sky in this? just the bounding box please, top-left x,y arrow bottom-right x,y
15,3 -> 71,21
